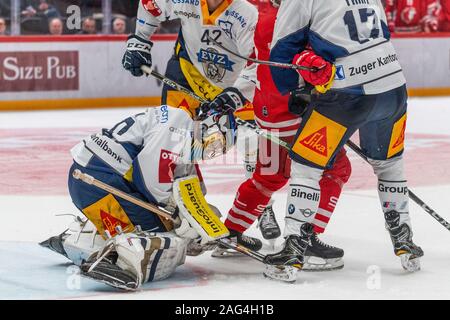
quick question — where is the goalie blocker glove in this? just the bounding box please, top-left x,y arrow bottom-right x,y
122,34 -> 153,77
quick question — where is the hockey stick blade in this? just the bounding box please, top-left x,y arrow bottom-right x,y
206,35 -> 321,72
218,238 -> 299,283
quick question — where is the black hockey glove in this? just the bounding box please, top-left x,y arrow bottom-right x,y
206,87 -> 246,114
288,85 -> 314,117
122,34 -> 153,77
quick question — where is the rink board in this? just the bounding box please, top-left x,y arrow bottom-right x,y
0,34 -> 450,111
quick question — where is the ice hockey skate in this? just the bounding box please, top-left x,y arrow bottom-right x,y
263,223 -> 314,281
302,233 -> 344,271
257,204 -> 281,241
385,210 -> 424,272
211,230 -> 263,258
80,251 -> 139,291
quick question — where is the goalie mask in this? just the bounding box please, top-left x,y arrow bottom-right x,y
192,112 -> 237,161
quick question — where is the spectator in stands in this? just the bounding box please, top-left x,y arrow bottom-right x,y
48,17 -> 63,35
79,17 -> 97,34
0,2 -> 10,17
21,0 -> 60,19
112,17 -> 127,35
440,0 -> 450,31
0,17 -> 8,36
385,0 -> 441,33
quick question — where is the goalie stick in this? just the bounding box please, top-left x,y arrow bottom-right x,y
142,66 -> 450,234
72,169 -> 299,282
141,66 -> 288,149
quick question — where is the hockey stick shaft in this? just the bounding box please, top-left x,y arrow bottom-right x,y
206,36 -> 320,72
145,66 -> 450,232
72,169 -> 176,223
346,140 -> 450,231
142,66 -> 290,149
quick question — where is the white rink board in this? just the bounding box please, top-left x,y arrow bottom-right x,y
0,36 -> 449,104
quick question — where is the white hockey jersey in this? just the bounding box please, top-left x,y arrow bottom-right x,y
270,0 -> 406,95
71,106 -> 199,205
136,0 -> 258,100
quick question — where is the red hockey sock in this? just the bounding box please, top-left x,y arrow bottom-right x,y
225,178 -> 272,233
313,149 -> 352,234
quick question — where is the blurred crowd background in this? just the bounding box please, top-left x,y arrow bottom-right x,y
0,0 -> 449,36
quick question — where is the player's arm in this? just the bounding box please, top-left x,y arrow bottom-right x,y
232,8 -> 258,104
269,0 -> 311,95
203,9 -> 259,115
122,0 -> 168,76
271,0 -> 334,94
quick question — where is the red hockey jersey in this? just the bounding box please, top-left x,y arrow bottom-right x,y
252,5 -> 300,137
385,0 -> 441,33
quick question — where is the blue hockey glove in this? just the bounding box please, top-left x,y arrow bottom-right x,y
122,34 -> 153,77
205,87 -> 246,114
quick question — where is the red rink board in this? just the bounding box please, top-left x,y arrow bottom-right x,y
1,128 -> 450,195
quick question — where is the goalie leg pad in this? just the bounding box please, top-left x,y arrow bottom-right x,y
173,176 -> 229,243
81,231 -> 188,290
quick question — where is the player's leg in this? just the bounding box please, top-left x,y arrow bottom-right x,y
162,55 -> 201,116
265,92 -> 371,269
219,134 -> 293,254
313,149 -> 351,233
80,231 -> 188,290
359,85 -> 423,271
41,162 -> 167,264
303,148 -> 352,270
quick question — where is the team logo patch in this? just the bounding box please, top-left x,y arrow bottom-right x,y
300,208 -> 315,218
82,194 -> 134,239
142,0 -> 162,17
288,204 -> 295,215
218,20 -> 233,39
197,48 -> 235,82
388,113 -> 407,158
335,65 -> 345,80
159,149 -> 179,183
292,111 -> 347,167
299,127 -> 328,157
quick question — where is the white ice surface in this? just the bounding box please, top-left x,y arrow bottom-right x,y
1,97 -> 450,300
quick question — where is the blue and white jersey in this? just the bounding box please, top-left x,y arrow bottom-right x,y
270,0 -> 406,95
135,0 -> 258,100
71,106 -> 197,204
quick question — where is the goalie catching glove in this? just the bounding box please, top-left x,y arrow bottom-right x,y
122,34 -> 153,77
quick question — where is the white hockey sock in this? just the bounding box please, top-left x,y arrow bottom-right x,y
369,156 -> 411,228
284,162 -> 323,237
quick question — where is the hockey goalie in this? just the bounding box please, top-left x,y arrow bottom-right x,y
41,105 -> 237,290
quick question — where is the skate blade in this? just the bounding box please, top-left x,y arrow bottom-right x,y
399,253 -> 421,272
211,247 -> 246,258
302,257 -> 344,272
80,269 -> 139,291
263,265 -> 298,283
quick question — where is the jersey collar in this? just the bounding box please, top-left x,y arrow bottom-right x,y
201,0 -> 233,25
